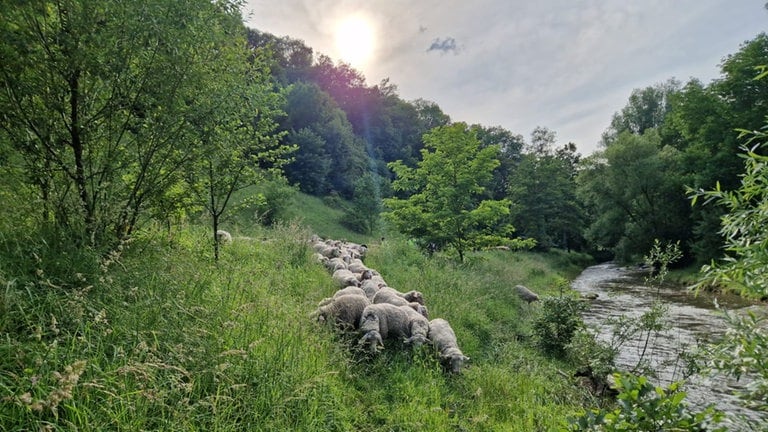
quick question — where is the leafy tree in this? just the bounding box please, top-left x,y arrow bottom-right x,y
510,128 -> 583,251
472,125 -> 525,200
383,123 -> 521,262
344,172 -> 383,235
280,82 -> 367,197
184,43 -> 292,261
601,79 -> 680,146
0,0 -> 257,247
577,130 -> 690,262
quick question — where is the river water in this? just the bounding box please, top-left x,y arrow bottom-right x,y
571,262 -> 767,429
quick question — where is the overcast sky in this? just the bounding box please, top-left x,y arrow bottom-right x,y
242,1 -> 767,155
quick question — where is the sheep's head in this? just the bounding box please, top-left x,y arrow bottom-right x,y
404,291 -> 425,305
442,353 -> 470,374
359,330 -> 383,354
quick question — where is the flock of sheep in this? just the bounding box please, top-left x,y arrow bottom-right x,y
309,236 -> 470,374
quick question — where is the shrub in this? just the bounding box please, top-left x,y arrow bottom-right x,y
532,295 -> 588,356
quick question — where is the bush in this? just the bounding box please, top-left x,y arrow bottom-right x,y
532,295 -> 588,357
565,373 -> 726,431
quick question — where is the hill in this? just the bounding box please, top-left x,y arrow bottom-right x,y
0,194 -> 597,431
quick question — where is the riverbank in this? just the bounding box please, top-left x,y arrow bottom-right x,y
0,224 -> 598,431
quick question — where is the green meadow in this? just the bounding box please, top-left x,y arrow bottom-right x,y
1,195 -> 598,431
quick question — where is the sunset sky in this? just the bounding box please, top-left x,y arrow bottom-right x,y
242,1 -> 767,155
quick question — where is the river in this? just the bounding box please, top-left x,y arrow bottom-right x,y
571,262 -> 767,429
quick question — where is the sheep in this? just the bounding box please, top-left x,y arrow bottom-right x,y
358,303 -> 430,353
216,230 -> 232,244
311,294 -> 371,331
347,258 -> 369,273
324,256 -> 349,272
428,318 -> 470,374
361,279 -> 385,302
313,241 -> 341,259
372,286 -> 425,306
332,269 -> 362,288
318,286 -> 367,306
514,284 -> 540,304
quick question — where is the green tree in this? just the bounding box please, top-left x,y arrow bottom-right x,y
383,123 -> 520,262
184,42 -> 292,261
510,128 -> 583,251
0,0 -> 255,247
344,172 -> 383,235
577,130 -> 690,262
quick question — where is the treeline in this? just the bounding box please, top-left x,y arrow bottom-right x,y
2,0 -> 767,267
250,27 -> 768,266
578,33 -> 768,265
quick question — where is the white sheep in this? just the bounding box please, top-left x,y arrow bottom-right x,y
428,318 -> 469,374
358,303 -> 430,353
332,269 -> 362,288
324,256 -> 349,272
216,229 -> 232,244
318,286 -> 367,306
311,294 -> 371,331
346,258 -> 368,273
372,286 -> 425,306
361,279 -> 385,302
514,285 -> 540,303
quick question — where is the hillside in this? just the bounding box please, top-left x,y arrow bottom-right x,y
0,194 -> 599,431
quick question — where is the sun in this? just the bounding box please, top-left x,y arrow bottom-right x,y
334,14 -> 375,68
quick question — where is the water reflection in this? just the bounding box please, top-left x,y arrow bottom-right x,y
571,263 -> 767,429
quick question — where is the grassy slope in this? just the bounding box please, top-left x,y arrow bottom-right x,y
0,193 -> 596,431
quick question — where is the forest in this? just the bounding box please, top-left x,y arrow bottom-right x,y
3,1 -> 768,430
2,1 -> 767,267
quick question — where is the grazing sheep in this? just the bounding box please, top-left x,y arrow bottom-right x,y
347,258 -> 369,273
216,230 -> 232,244
372,287 -> 425,306
332,269 -> 361,288
311,294 -> 371,331
361,279 -> 385,302
318,286 -> 367,306
325,257 -> 349,272
514,284 -> 540,304
358,303 -> 430,353
428,318 -> 470,374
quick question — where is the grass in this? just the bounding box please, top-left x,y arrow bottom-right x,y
0,194 -> 598,431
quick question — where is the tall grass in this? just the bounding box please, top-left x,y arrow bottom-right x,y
1,208 -> 596,430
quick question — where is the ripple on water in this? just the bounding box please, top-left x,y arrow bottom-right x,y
571,263 -> 768,429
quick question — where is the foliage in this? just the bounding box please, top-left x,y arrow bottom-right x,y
383,122 -> 520,262
0,0 -> 263,247
689,126 -> 768,416
343,173 -> 383,234
565,373 -> 726,431
183,20 -> 293,261
280,82 -> 367,198
532,293 -> 589,357
577,131 -> 690,262
510,134 -> 584,251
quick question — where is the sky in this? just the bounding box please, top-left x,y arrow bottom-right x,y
241,1 -> 767,156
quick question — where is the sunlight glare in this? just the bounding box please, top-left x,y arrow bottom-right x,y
334,15 -> 375,68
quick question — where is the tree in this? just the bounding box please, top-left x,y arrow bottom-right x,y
577,130 -> 690,262
510,128 -> 583,251
0,0 -> 258,247
383,123 -> 522,262
280,82 -> 367,198
602,79 -> 680,146
472,125 -> 525,200
344,172 -> 383,235
689,133 -> 768,422
184,43 -> 293,261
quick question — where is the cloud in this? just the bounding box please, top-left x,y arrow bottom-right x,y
427,37 -> 460,55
